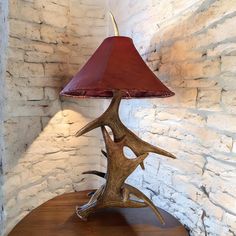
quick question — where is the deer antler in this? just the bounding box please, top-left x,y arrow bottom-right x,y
76,91 -> 176,169
122,183 -> 165,225
83,170 -> 106,179
76,91 -> 175,224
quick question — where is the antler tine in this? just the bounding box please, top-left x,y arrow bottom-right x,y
101,149 -> 108,158
87,185 -> 105,205
75,117 -> 104,137
75,91 -> 122,137
147,145 -> 176,159
124,184 -> 165,225
132,153 -> 149,166
82,170 -> 106,179
101,126 -> 114,149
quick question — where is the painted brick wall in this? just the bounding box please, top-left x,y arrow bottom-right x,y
109,0 -> 236,235
1,0 -> 236,236
0,0 -> 8,234
1,0 -> 108,235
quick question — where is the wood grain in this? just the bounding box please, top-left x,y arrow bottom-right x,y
9,191 -> 189,236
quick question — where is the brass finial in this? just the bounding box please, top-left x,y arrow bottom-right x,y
109,11 -> 119,36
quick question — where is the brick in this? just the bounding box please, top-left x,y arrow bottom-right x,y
5,81 -> 44,101
48,174 -> 72,191
209,191 -> 236,215
197,89 -> 221,111
57,45 -> 70,53
161,41 -> 201,63
207,16 -> 236,46
207,43 -> 236,57
44,63 -> 68,77
19,63 -> 44,77
213,135 -> 233,153
221,56 -> 236,73
223,213 -> 236,231
17,181 -> 47,201
24,51 -> 49,63
25,51 -> 67,64
207,114 -> 236,133
9,19 -> 41,40
222,90 -> 236,114
69,1 -> 87,17
222,91 -> 236,106
4,175 -> 21,196
9,19 -> 26,38
8,0 -> 18,18
45,52 -> 69,63
6,61 -> 20,77
32,160 -> 67,176
35,0 -> 68,14
44,87 -> 60,100
218,74 -> 236,90
8,37 -> 25,50
179,78 -> 218,88
12,2 -> 41,23
25,43 -> 54,54
40,25 -> 60,43
8,48 -> 24,62
25,23 -> 41,40
41,11 -> 68,28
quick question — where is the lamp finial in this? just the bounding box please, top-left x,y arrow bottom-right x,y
109,11 -> 119,36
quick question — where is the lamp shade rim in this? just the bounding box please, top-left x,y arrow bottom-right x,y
60,88 -> 175,98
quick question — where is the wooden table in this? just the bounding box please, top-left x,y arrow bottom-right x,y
9,190 -> 189,236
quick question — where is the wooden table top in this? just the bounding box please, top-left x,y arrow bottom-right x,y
9,190 -> 189,236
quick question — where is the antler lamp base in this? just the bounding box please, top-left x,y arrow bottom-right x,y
75,91 -> 176,225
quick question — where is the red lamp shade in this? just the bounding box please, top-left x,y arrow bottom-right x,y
60,36 -> 174,98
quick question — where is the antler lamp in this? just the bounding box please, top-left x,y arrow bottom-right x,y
60,14 -> 175,225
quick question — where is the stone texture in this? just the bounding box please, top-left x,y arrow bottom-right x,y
207,114 -> 236,133
197,89 -> 221,111
109,0 -> 236,235
1,0 -> 107,235
0,0 -> 8,234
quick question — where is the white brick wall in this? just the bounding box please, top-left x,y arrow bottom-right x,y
109,0 -> 236,235
1,0 -> 236,236
1,0 -> 108,235
0,0 -> 8,235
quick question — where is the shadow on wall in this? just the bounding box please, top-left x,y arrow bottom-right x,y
3,75 -> 108,234
3,0 -> 108,233
3,52 -> 111,220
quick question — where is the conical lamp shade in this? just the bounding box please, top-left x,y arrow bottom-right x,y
60,36 -> 174,98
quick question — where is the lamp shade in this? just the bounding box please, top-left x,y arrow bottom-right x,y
60,36 -> 174,98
